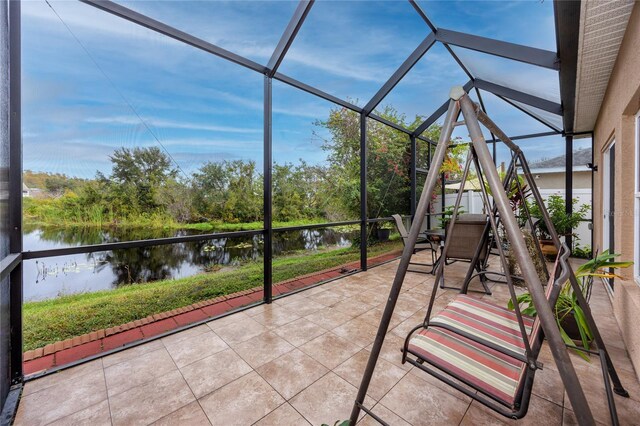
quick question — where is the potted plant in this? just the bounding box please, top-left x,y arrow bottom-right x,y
508,250 -> 632,358
438,205 -> 465,228
376,222 -> 393,241
528,194 -> 590,257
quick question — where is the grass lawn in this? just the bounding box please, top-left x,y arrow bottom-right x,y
23,239 -> 402,351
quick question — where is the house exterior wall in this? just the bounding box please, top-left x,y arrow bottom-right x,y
592,2 -> 640,378
531,170 -> 591,190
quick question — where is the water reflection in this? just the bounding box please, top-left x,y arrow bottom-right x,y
24,225 -> 356,301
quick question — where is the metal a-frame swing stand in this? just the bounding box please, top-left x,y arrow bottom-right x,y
349,86 -> 629,426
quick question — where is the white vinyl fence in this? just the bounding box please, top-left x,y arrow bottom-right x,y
427,188 -> 592,250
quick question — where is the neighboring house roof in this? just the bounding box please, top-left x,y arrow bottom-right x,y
528,148 -> 592,173
22,183 -> 30,192
573,1 -> 635,132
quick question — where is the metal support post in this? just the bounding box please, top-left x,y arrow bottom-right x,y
8,0 -> 22,384
360,113 -> 368,271
410,135 -> 417,217
565,135 -> 573,249
263,76 -> 273,303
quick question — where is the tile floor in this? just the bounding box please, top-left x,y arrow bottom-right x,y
14,254 -> 640,425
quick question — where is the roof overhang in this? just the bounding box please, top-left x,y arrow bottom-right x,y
571,0 -> 635,133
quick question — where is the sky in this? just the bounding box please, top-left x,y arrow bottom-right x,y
21,0 -> 566,180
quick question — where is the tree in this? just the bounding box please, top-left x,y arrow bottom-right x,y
192,162 -> 228,220
317,105 -> 412,220
191,160 -> 262,223
107,147 -> 178,212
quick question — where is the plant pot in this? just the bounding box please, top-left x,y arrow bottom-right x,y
376,229 -> 390,241
560,315 -> 593,347
560,315 -> 582,341
539,239 -> 558,258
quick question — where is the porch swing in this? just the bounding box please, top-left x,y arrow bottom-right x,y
349,87 -> 630,426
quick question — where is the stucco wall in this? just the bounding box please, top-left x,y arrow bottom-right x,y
592,2 -> 640,378
532,170 -> 591,190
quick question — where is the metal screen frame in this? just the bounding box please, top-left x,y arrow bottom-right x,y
0,0 -> 585,405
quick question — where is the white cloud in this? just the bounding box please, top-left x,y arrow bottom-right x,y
85,115 -> 261,134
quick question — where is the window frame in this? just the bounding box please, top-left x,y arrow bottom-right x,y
635,111 -> 640,284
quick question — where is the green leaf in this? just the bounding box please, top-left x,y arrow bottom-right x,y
558,323 -> 590,361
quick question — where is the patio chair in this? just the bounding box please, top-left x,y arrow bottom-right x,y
438,213 -> 492,294
392,214 -> 438,274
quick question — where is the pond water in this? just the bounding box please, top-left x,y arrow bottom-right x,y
23,225 -> 356,302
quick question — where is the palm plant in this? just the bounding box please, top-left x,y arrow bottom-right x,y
508,250 -> 632,359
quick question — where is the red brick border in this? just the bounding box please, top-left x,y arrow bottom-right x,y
23,250 -> 401,375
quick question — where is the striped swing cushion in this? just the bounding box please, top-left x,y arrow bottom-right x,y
406,253 -> 561,407
428,294 -> 534,356
408,327 -> 527,406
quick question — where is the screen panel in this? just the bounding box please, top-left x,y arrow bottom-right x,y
22,0 -> 264,247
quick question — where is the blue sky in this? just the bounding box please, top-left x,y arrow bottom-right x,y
22,0 -> 565,179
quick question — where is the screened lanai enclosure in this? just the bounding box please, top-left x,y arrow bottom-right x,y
0,0 -> 593,420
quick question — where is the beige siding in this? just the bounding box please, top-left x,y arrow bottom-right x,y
531,170 -> 591,190
592,3 -> 640,378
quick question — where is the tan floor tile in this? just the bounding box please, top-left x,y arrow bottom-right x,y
333,317 -> 381,348
199,371 -> 284,425
356,307 -> 403,330
14,370 -> 107,426
532,362 -> 565,404
161,324 -> 211,347
334,349 -> 408,401
391,293 -> 428,318
562,407 -> 607,426
101,339 -> 164,368
206,311 -> 250,331
358,403 -> 412,426
406,364 -> 474,403
289,372 -> 369,426
305,307 -> 356,330
104,347 -> 176,397
232,331 -> 295,368
463,395 -> 562,426
333,297 -> 377,316
254,402 -> 312,425
365,332 -> 412,371
459,402 -> 509,426
299,332 -> 361,369
273,292 -> 308,305
352,289 -> 390,306
380,372 -> 470,425
109,369 -> 195,426
251,307 -> 301,328
48,399 -> 111,426
274,317 -> 328,347
564,378 -> 640,426
285,299 -> 327,317
180,348 -> 252,398
164,330 -> 228,368
214,317 -> 268,345
390,312 -> 425,338
152,400 -> 211,425
22,359 -> 102,397
243,304 -> 269,317
256,349 -> 329,399
308,290 -> 345,307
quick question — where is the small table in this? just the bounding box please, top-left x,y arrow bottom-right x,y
423,229 -> 445,274
423,228 -> 445,243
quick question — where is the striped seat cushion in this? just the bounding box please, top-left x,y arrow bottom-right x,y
408,327 -> 527,406
429,294 -> 534,356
